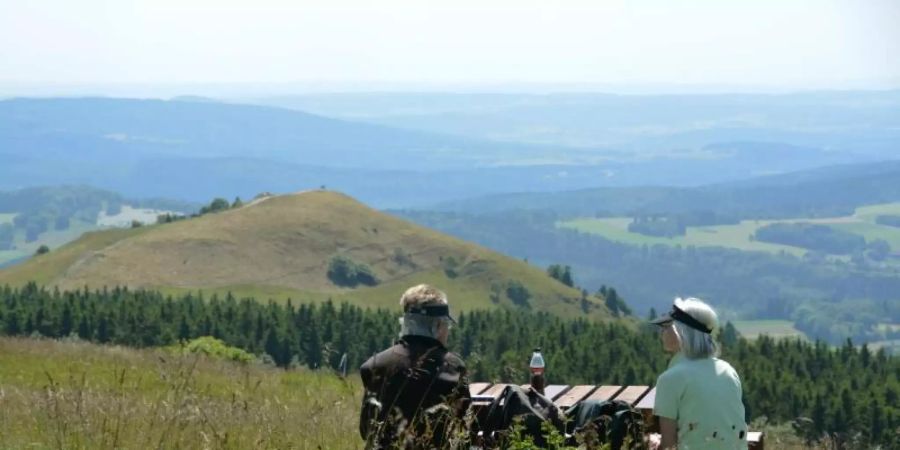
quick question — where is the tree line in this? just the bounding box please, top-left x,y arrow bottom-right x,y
0,283 -> 896,447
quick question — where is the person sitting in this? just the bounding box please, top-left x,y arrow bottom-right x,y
359,284 -> 471,449
650,297 -> 748,450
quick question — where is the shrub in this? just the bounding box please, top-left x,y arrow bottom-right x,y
546,264 -> 574,287
199,197 -> 231,215
168,336 -> 254,363
327,255 -> 379,287
443,255 -> 460,278
505,280 -> 531,307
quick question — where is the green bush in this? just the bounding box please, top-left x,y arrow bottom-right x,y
327,255 -> 379,287
199,197 -> 231,215
505,280 -> 531,307
443,255 -> 460,278
168,336 -> 254,364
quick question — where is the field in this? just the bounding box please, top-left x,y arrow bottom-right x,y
0,337 -> 362,450
560,202 -> 900,256
868,340 -> 900,355
559,217 -> 805,255
96,205 -> 176,227
0,220 -> 97,267
731,320 -> 808,340
0,336 -> 823,450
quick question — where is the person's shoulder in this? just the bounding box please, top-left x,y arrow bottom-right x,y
360,342 -> 406,373
657,365 -> 678,378
656,363 -> 685,385
443,350 -> 467,370
713,358 -> 742,379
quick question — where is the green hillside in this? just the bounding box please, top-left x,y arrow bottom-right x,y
0,191 -> 604,319
0,336 -> 361,449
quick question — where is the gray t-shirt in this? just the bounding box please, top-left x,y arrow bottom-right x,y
654,354 -> 748,450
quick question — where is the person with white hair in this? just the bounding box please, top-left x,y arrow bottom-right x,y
649,297 -> 748,450
359,284 -> 470,449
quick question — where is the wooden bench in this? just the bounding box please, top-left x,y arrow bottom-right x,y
469,382 -> 763,449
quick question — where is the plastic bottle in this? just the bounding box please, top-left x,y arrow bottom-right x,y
529,348 -> 545,394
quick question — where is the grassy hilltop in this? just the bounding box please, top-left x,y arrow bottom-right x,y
0,190 -> 604,319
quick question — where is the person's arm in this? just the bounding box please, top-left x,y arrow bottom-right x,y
659,417 -> 677,449
453,368 -> 472,420
358,362 -> 378,440
653,370 -> 682,450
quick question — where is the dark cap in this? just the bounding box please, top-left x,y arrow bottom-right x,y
406,304 -> 456,324
651,299 -> 713,334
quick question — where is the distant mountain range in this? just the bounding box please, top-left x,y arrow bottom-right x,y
3,95 -> 893,207
252,90 -> 900,156
426,160 -> 900,219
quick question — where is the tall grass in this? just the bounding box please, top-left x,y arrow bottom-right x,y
0,337 -> 862,449
0,337 -> 362,449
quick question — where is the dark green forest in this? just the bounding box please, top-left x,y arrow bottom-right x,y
433,161 -> 900,220
0,284 -> 897,447
753,223 -> 869,255
397,210 -> 900,346
877,215 -> 900,228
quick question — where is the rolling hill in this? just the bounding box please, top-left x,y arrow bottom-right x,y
0,190 -> 606,319
254,91 -> 900,158
0,97 -> 685,207
429,159 -> 900,219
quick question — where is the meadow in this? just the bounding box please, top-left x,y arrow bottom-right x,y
559,217 -> 804,255
559,202 -> 900,256
0,336 -> 363,450
731,320 -> 808,340
0,336 -> 852,450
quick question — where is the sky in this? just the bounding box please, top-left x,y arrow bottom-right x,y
1,0 -> 899,94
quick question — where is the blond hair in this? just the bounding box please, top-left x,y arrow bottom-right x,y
399,284 -> 448,311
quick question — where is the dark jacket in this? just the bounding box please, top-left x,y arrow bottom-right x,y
359,335 -> 471,449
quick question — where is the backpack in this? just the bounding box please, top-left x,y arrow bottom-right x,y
479,385 -> 565,447
565,399 -> 645,449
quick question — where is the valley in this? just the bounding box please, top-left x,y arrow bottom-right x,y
560,202 -> 900,257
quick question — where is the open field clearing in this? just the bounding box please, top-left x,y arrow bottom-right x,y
854,202 -> 900,221
868,339 -> 900,355
0,337 -> 362,450
732,320 -> 808,340
560,202 -> 900,255
0,221 -> 97,267
96,205 -> 177,227
559,217 -> 806,255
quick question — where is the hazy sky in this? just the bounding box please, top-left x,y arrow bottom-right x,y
1,0 -> 898,93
